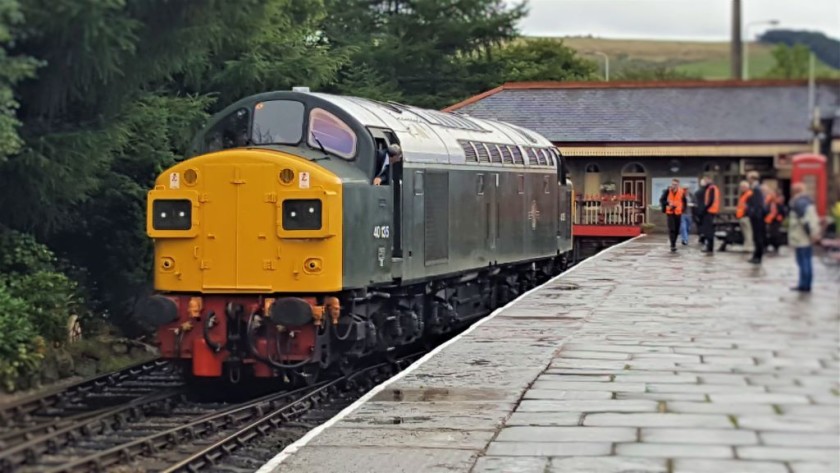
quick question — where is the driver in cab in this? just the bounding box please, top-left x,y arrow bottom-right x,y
373,143 -> 402,186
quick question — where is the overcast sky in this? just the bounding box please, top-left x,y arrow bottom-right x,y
515,0 -> 840,41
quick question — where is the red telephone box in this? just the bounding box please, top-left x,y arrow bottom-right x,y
791,153 -> 827,217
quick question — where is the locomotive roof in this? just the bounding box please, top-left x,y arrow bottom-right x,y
310,92 -> 554,147
202,90 -> 556,165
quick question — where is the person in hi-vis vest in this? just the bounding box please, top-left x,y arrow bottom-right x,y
735,180 -> 754,253
660,178 -> 687,252
698,174 -> 721,254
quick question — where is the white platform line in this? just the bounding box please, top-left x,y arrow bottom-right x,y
256,234 -> 645,472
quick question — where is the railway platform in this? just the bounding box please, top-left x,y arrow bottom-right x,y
259,235 -> 840,473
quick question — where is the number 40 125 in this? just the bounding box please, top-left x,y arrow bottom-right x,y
373,225 -> 390,239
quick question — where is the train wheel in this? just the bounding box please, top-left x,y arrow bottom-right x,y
338,357 -> 356,376
293,364 -> 320,386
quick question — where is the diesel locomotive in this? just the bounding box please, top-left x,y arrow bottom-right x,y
136,90 -> 574,384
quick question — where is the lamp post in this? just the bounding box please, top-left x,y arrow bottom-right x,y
744,19 -> 779,80
594,51 -> 609,81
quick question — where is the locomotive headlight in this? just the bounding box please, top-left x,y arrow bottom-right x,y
152,199 -> 192,230
282,199 -> 322,230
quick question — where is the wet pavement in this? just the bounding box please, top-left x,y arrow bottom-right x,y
262,235 -> 840,473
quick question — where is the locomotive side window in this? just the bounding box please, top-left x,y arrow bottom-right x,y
308,108 -> 357,159
251,100 -> 305,145
204,108 -> 250,152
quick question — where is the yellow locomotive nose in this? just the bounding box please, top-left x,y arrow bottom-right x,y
147,148 -> 343,294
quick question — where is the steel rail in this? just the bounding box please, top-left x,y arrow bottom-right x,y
0,359 -> 171,427
0,389 -> 185,472
162,354 -> 422,473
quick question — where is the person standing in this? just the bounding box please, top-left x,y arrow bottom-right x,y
763,185 -> 785,254
699,175 -> 721,253
660,178 -> 686,252
679,186 -> 694,245
693,184 -> 707,245
745,171 -> 766,264
788,183 -> 821,292
735,181 -> 754,253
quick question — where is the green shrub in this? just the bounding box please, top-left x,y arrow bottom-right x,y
4,272 -> 80,343
0,228 -> 82,344
0,286 -> 45,392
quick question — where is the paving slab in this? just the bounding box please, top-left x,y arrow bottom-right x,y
259,235 -> 840,473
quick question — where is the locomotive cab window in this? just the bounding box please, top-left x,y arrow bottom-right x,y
308,108 -> 357,159
251,100 -> 305,145
204,108 -> 250,153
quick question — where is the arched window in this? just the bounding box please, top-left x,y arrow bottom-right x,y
622,162 -> 646,175
585,163 -> 600,173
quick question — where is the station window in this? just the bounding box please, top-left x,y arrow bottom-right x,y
308,108 -> 357,159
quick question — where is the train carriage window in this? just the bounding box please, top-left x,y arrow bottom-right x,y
252,100 -> 304,145
204,108 -> 250,152
476,174 -> 485,196
308,108 -> 357,159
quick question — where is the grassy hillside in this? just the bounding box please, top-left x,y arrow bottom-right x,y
536,37 -> 838,80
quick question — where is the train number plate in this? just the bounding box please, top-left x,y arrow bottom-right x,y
373,225 -> 390,239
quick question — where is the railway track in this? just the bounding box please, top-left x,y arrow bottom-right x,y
0,360 -> 182,449
0,354 -> 419,473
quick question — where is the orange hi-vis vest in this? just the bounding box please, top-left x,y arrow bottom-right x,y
735,189 -> 753,219
764,192 -> 778,224
705,184 -> 720,215
666,187 -> 685,215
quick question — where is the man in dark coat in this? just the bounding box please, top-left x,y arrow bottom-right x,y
745,171 -> 766,264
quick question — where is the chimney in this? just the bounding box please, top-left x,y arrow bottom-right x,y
731,0 -> 743,80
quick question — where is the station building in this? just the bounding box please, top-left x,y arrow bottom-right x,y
444,80 -> 840,236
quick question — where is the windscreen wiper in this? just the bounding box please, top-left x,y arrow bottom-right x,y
310,134 -> 332,161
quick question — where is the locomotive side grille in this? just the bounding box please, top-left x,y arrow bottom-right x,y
475,143 -> 490,163
500,145 -> 513,164
489,144 -> 502,163
509,146 -> 523,164
459,140 -> 478,162
424,172 -> 449,264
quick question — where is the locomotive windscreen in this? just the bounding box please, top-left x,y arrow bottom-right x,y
251,100 -> 305,145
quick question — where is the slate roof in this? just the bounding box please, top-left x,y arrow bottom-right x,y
444,80 -> 840,144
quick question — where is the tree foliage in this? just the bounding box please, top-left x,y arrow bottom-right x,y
0,0 -> 598,347
760,29 -> 840,70
491,39 -> 596,82
764,43 -> 812,79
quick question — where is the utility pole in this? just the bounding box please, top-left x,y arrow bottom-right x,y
731,0 -> 743,80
